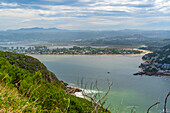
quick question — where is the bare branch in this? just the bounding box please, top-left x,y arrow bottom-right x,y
97,79 -> 112,103
147,102 -> 160,113
105,103 -> 111,111
82,91 -> 95,107
164,92 -> 170,113
81,78 -> 84,88
81,79 -> 112,112
130,106 -> 136,113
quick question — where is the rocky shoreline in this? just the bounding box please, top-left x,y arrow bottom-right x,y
60,80 -> 82,95
134,45 -> 170,77
134,72 -> 170,76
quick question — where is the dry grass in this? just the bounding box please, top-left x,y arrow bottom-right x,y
0,83 -> 40,113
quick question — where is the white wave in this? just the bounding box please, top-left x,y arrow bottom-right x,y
81,88 -> 103,94
67,83 -> 103,99
75,92 -> 84,98
67,83 -> 75,87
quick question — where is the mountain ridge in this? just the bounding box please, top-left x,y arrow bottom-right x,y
6,27 -> 68,32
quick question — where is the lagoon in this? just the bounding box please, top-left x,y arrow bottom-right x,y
32,55 -> 170,113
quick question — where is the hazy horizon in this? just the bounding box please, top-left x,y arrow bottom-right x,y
1,27 -> 170,32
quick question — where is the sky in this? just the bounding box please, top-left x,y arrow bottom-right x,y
0,0 -> 170,30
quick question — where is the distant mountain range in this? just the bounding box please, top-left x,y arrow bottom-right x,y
6,27 -> 68,32
0,28 -> 170,47
2,27 -> 170,33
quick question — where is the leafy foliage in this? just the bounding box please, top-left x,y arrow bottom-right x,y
0,51 -> 64,87
0,51 -> 110,112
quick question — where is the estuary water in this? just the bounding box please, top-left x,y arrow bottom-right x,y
32,55 -> 170,113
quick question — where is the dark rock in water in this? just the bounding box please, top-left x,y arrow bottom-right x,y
74,88 -> 82,93
133,73 -> 138,75
133,72 -> 145,75
107,72 -> 110,74
133,72 -> 170,76
60,80 -> 68,86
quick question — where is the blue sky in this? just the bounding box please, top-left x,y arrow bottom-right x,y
0,0 -> 170,30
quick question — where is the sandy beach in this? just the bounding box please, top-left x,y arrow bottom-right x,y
27,52 -> 149,56
26,48 -> 152,56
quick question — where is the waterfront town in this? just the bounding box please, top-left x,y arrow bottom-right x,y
0,46 -> 142,55
135,45 -> 170,76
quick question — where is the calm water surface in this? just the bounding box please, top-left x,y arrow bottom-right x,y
32,55 -> 170,113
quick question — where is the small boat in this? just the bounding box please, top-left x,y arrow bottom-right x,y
107,72 -> 110,74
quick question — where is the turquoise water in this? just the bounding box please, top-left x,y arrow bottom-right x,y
32,55 -> 170,113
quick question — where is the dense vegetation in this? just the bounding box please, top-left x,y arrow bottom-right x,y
0,51 -> 110,112
0,51 -> 62,86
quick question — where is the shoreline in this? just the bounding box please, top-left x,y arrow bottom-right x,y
133,48 -> 170,77
60,80 -> 84,98
27,53 -> 146,56
134,72 -> 170,76
26,49 -> 152,56
61,81 -> 102,99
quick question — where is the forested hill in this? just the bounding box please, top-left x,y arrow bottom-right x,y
0,51 -> 110,112
0,51 -> 61,86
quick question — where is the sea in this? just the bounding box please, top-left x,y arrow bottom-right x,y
31,55 -> 170,113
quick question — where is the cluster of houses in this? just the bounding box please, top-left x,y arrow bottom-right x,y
0,46 -> 142,55
140,48 -> 170,73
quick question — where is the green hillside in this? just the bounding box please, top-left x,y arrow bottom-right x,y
0,51 -> 63,87
0,51 -> 110,113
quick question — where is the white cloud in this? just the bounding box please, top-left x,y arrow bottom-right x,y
0,8 -> 37,17
89,0 -> 151,6
0,0 -> 170,30
90,5 -> 138,13
0,2 -> 19,7
105,0 -> 149,5
43,0 -> 63,2
78,0 -> 92,2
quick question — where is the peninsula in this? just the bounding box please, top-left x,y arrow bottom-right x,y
134,44 -> 170,76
